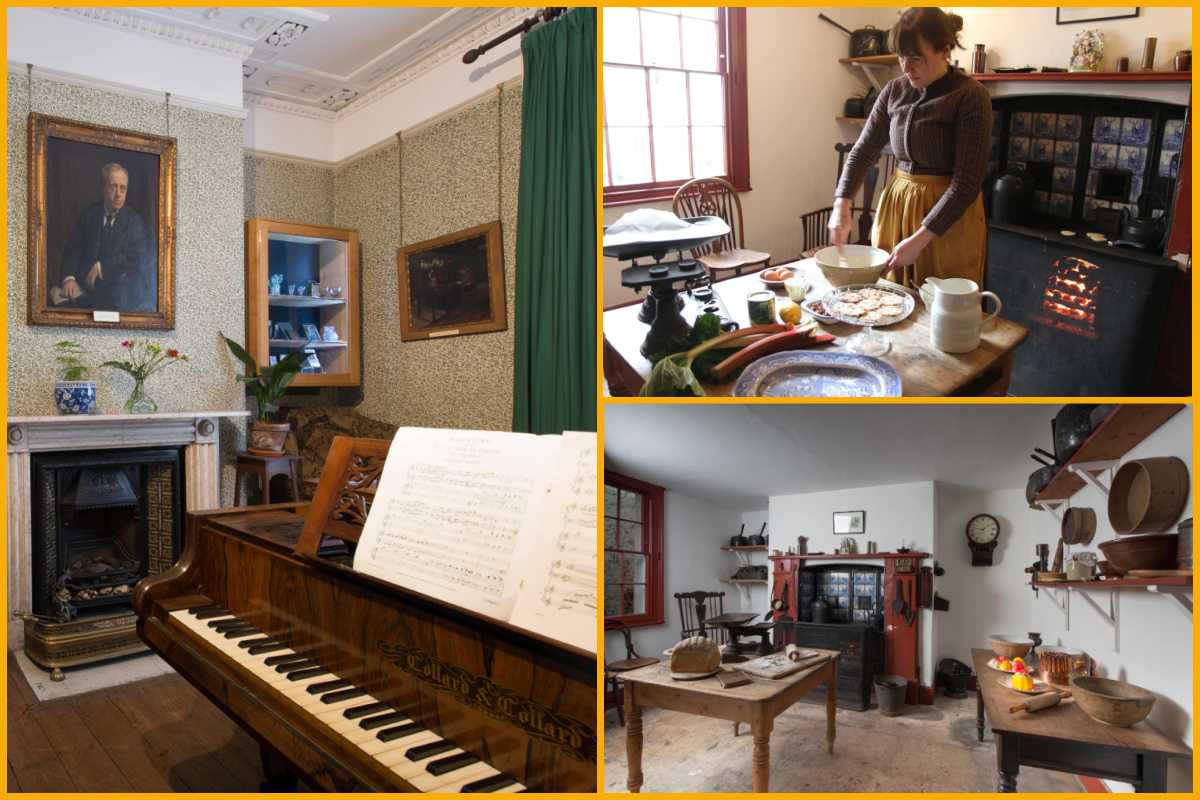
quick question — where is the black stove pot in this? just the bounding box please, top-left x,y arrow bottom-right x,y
992,166 -> 1035,225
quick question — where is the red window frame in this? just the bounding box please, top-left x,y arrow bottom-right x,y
603,470 -> 664,628
602,7 -> 750,207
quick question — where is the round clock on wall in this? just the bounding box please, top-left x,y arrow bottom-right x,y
966,513 -> 1000,566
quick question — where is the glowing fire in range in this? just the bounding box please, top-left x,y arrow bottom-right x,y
1040,256 -> 1100,338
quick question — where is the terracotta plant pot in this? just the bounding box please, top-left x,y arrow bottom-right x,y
247,421 -> 290,455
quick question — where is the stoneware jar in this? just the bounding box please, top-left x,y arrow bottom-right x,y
922,278 -> 1002,353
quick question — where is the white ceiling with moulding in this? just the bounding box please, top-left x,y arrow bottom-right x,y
604,404 -> 1070,512
16,7 -> 535,162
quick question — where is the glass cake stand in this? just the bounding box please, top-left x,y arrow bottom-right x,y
823,283 -> 915,356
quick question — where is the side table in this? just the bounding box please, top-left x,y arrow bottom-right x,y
233,451 -> 302,506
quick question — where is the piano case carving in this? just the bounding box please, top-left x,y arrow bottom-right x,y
134,436 -> 597,792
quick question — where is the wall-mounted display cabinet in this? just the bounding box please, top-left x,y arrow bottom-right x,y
245,217 -> 360,387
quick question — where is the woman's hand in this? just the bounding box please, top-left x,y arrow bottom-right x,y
887,227 -> 937,271
827,197 -> 853,248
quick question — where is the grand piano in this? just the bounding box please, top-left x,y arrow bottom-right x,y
133,437 -> 596,792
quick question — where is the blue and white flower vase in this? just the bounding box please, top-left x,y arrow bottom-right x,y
54,381 -> 97,415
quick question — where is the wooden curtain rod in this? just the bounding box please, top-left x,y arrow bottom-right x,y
462,7 -> 567,64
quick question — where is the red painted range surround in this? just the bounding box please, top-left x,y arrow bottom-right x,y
770,552 -> 930,706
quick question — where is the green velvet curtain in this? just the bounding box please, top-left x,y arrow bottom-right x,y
512,7 -> 596,435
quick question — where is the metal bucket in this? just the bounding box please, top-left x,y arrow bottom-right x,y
874,674 -> 909,716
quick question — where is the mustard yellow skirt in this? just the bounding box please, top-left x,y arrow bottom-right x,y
871,170 -> 987,289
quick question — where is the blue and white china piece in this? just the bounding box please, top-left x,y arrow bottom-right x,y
732,352 -> 903,398
54,381 -> 97,415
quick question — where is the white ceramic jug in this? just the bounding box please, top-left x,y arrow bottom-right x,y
921,277 -> 1001,353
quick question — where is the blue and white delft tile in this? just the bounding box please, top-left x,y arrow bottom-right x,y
1093,116 -> 1121,144
1008,137 -> 1030,160
1050,193 -> 1073,218
1117,145 -> 1146,173
1120,117 -> 1151,146
1056,114 -> 1082,141
989,137 -> 1000,160
838,595 -> 849,608
1082,197 -> 1099,223
863,584 -> 875,597
1085,168 -> 1099,196
1053,167 -> 1076,192
1033,191 -> 1049,213
1159,150 -> 1180,178
1035,112 -> 1058,137
1130,175 -> 1144,201
1054,140 -> 1078,167
1011,111 -> 1032,136
1031,138 -> 1056,163
1090,142 -> 1118,169
1162,119 -> 1185,150
1007,160 -> 1026,172
992,112 -> 1003,136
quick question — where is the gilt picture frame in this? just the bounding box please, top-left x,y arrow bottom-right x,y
397,221 -> 506,341
833,510 -> 866,535
27,113 -> 177,329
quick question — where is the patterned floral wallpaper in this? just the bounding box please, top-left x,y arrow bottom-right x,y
250,85 -> 524,432
6,74 -> 248,505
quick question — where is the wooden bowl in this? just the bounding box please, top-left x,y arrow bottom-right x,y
1070,676 -> 1156,727
813,245 -> 889,288
1096,560 -> 1122,579
1097,534 -> 1178,574
1108,457 -> 1190,535
987,635 -> 1034,659
1037,572 -> 1066,582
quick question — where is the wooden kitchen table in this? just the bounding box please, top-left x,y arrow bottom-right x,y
603,260 -> 1029,397
620,650 -> 839,793
970,648 -> 1190,792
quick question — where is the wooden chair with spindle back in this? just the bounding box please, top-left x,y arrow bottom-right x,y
672,177 -> 771,280
799,144 -> 896,257
674,590 -> 727,644
604,619 -> 660,726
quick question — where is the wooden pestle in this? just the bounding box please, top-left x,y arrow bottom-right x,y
1009,690 -> 1072,713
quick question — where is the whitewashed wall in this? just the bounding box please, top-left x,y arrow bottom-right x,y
736,508 -> 770,614
1029,407 -> 1193,793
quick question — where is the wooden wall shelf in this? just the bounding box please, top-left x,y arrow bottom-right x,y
975,71 -> 1192,83
718,579 -> 767,584
1030,404 -> 1185,507
837,55 -> 899,66
769,552 -> 929,560
720,545 -> 768,552
1030,576 -> 1191,588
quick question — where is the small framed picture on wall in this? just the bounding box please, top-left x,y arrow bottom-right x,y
833,510 -> 865,534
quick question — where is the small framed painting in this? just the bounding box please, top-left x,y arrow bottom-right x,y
1056,7 -> 1139,24
833,510 -> 865,535
396,221 -> 506,341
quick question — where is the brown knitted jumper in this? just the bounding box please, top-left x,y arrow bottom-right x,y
836,67 -> 992,237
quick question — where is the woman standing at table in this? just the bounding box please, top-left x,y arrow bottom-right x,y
829,7 -> 992,289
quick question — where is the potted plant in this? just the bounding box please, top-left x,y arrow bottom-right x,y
52,341 -> 97,415
221,333 -> 311,454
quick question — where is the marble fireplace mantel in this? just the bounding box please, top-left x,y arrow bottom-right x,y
6,410 -> 248,651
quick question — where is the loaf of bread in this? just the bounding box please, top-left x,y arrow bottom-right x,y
669,636 -> 720,673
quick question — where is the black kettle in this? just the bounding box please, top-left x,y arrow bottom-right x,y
1122,193 -> 1167,250
992,166 -> 1035,226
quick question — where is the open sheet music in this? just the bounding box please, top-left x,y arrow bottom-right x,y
353,428 -> 597,653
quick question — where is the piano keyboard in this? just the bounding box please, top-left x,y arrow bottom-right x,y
171,606 -> 526,793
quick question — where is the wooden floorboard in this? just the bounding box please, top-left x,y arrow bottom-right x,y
7,654 -> 265,793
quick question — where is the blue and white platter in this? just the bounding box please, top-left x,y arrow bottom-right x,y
731,352 -> 903,398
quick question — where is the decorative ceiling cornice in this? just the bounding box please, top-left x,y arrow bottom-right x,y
44,7 -> 254,59
245,6 -> 537,122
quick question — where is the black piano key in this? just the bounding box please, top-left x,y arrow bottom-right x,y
193,607 -> 229,619
188,605 -> 221,617
238,637 -> 277,649
264,653 -> 309,667
427,751 -> 480,776
461,774 -> 517,793
287,666 -> 331,681
406,740 -> 456,762
343,702 -> 389,720
248,641 -> 289,655
275,659 -> 319,674
212,619 -> 249,631
225,627 -> 262,639
322,687 -> 367,704
376,722 -> 425,741
360,711 -> 409,730
307,679 -> 353,695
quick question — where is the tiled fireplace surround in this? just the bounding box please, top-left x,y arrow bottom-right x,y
6,411 -> 246,651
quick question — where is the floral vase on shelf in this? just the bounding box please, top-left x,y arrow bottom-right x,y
103,339 -> 189,415
1070,29 -> 1103,72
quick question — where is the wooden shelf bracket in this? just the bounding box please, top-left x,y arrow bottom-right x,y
1148,585 -> 1193,619
1041,586 -> 1069,625
1034,498 -> 1070,520
1067,459 -> 1121,497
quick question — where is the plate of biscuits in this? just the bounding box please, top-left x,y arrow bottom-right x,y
822,284 -> 915,327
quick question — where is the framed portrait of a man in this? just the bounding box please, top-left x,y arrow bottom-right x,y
27,113 -> 177,329
396,221 -> 506,341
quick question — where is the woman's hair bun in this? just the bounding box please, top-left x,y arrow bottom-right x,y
947,12 -> 964,32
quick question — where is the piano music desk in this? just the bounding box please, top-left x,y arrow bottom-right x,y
618,650 -> 839,793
